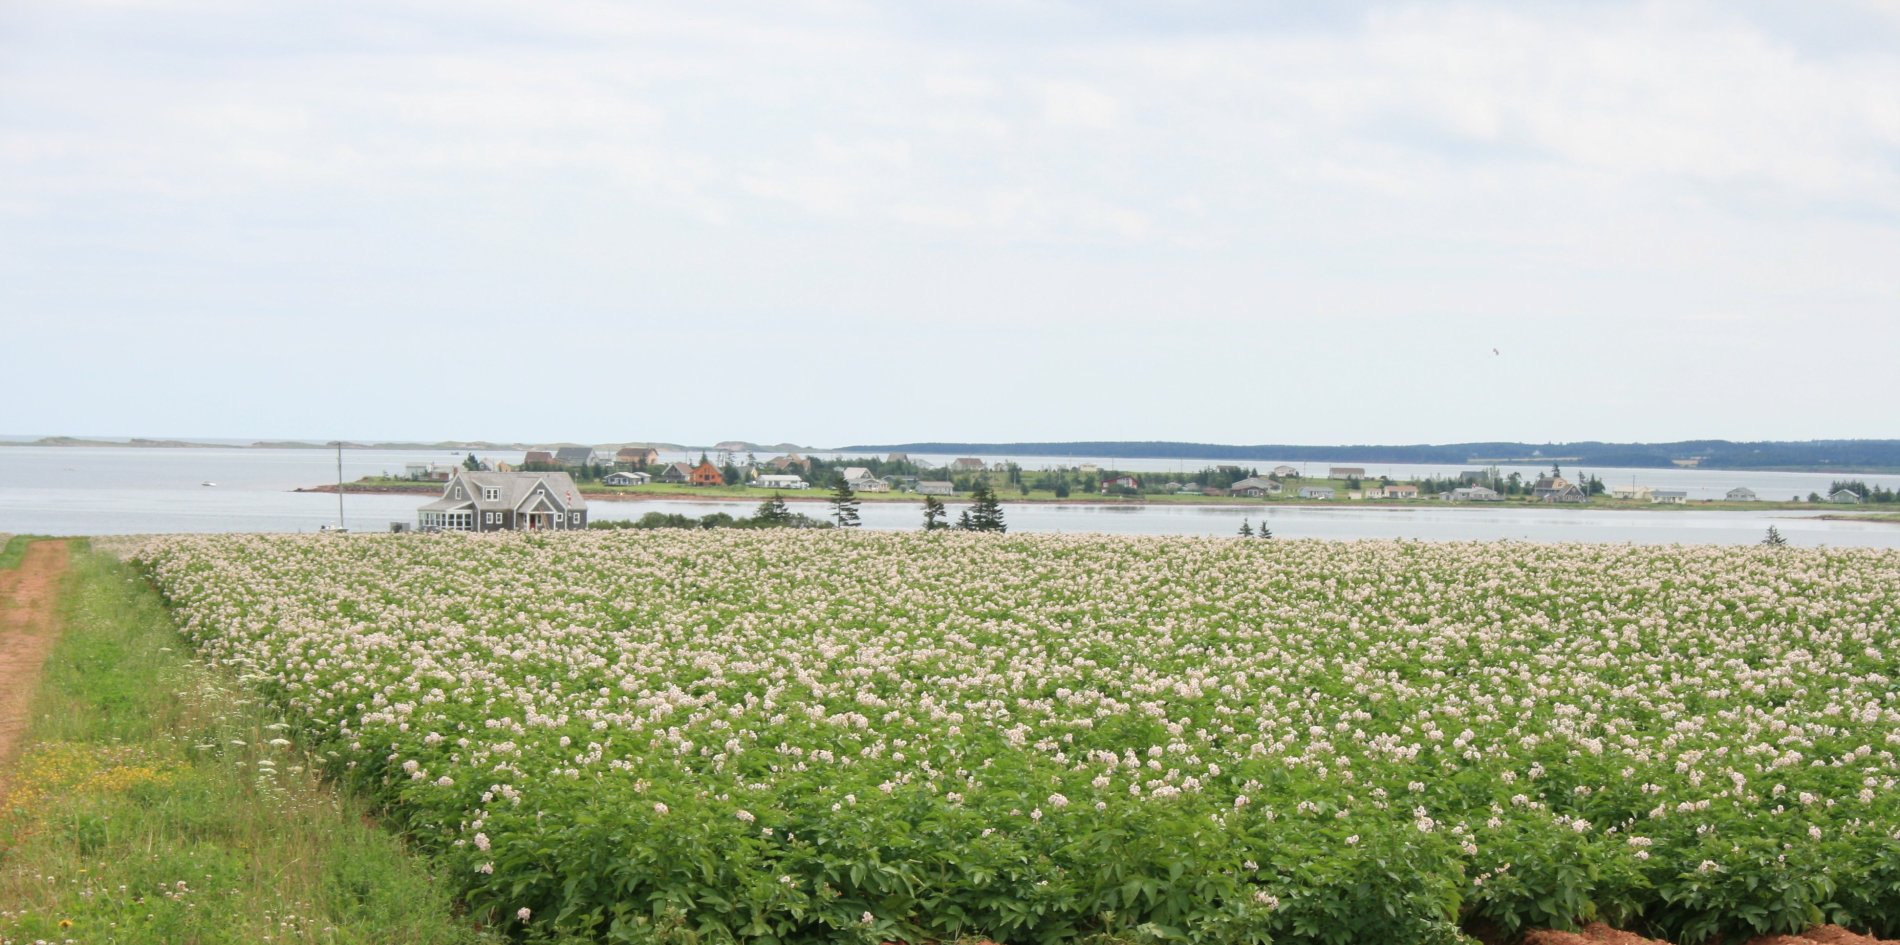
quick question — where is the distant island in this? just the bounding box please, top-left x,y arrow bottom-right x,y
836,439 -> 1900,473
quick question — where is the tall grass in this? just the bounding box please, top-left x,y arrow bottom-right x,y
0,547 -> 499,945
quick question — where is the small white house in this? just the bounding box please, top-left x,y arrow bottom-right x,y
1725,487 -> 1757,501
1300,486 -> 1335,500
1610,485 -> 1654,501
1271,465 -> 1300,478
917,481 -> 956,496
755,474 -> 809,490
602,470 -> 650,487
1829,488 -> 1863,504
1651,490 -> 1688,505
1445,486 -> 1503,502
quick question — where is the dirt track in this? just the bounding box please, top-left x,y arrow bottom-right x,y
0,540 -> 70,804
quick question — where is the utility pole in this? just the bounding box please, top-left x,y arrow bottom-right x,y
331,440 -> 347,531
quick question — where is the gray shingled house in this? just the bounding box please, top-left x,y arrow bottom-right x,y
554,447 -> 600,467
416,471 -> 589,532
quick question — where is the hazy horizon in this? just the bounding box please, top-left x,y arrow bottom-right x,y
4,1 -> 1897,444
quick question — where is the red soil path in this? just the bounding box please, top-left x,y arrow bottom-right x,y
0,540 -> 70,805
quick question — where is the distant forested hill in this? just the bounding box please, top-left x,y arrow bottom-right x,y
836,440 -> 1900,471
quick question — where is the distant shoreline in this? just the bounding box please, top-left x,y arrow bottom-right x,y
298,482 -> 1866,514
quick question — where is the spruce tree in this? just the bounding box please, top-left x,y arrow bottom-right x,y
1238,519 -> 1254,537
462,453 -> 481,471
922,495 -> 946,530
755,493 -> 792,526
1763,526 -> 1787,547
956,510 -> 974,530
1258,519 -> 1273,539
969,480 -> 1006,532
829,476 -> 861,528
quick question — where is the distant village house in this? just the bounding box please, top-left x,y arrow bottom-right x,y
689,460 -> 725,487
1229,477 -> 1282,497
1328,467 -> 1366,480
1445,485 -> 1503,502
1300,486 -> 1336,500
1725,487 -> 1757,502
602,470 -> 650,487
1651,490 -> 1688,505
616,447 -> 661,467
555,447 -> 600,467
755,474 -> 809,490
917,481 -> 957,496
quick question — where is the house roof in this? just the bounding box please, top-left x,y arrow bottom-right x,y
841,467 -> 874,481
554,447 -> 598,465
442,471 -> 587,511
523,451 -> 556,464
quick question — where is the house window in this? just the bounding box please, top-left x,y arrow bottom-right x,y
483,487 -> 500,501
570,512 -> 581,524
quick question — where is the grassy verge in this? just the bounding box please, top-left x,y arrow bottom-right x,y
0,535 -> 29,570
0,546 -> 499,945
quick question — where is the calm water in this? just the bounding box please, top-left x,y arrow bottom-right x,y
1,446 -> 1896,547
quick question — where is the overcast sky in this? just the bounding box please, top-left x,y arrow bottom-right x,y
2,1 -> 1896,447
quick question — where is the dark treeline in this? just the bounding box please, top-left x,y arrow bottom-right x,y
839,439 -> 1900,471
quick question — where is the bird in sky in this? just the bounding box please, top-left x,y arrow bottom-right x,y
1492,347 -> 1500,356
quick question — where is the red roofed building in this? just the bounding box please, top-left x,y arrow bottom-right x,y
690,459 -> 725,487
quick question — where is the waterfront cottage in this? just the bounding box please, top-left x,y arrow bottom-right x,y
952,458 -> 987,472
1230,477 -> 1282,497
755,474 -> 809,490
1328,467 -> 1366,479
1272,465 -> 1300,478
917,481 -> 956,496
1725,487 -> 1757,501
1375,483 -> 1420,499
766,454 -> 812,473
659,462 -> 694,484
1101,475 -> 1143,492
1611,485 -> 1655,501
602,470 -> 650,486
1300,486 -> 1335,499
417,471 -> 587,532
1829,489 -> 1863,504
522,450 -> 557,466
1651,490 -> 1689,505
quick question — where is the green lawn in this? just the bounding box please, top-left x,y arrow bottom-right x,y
0,545 -> 499,945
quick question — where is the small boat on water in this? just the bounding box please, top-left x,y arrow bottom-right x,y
201,480 -> 217,487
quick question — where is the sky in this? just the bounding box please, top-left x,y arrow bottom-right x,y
1,0 -> 1897,448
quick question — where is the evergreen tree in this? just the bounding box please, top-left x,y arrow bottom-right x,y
1238,519 -> 1254,537
755,493 -> 793,526
956,510 -> 975,530
462,453 -> 481,471
968,480 -> 1006,532
829,476 -> 861,528
922,495 -> 947,530
1258,519 -> 1273,539
1762,526 -> 1787,547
